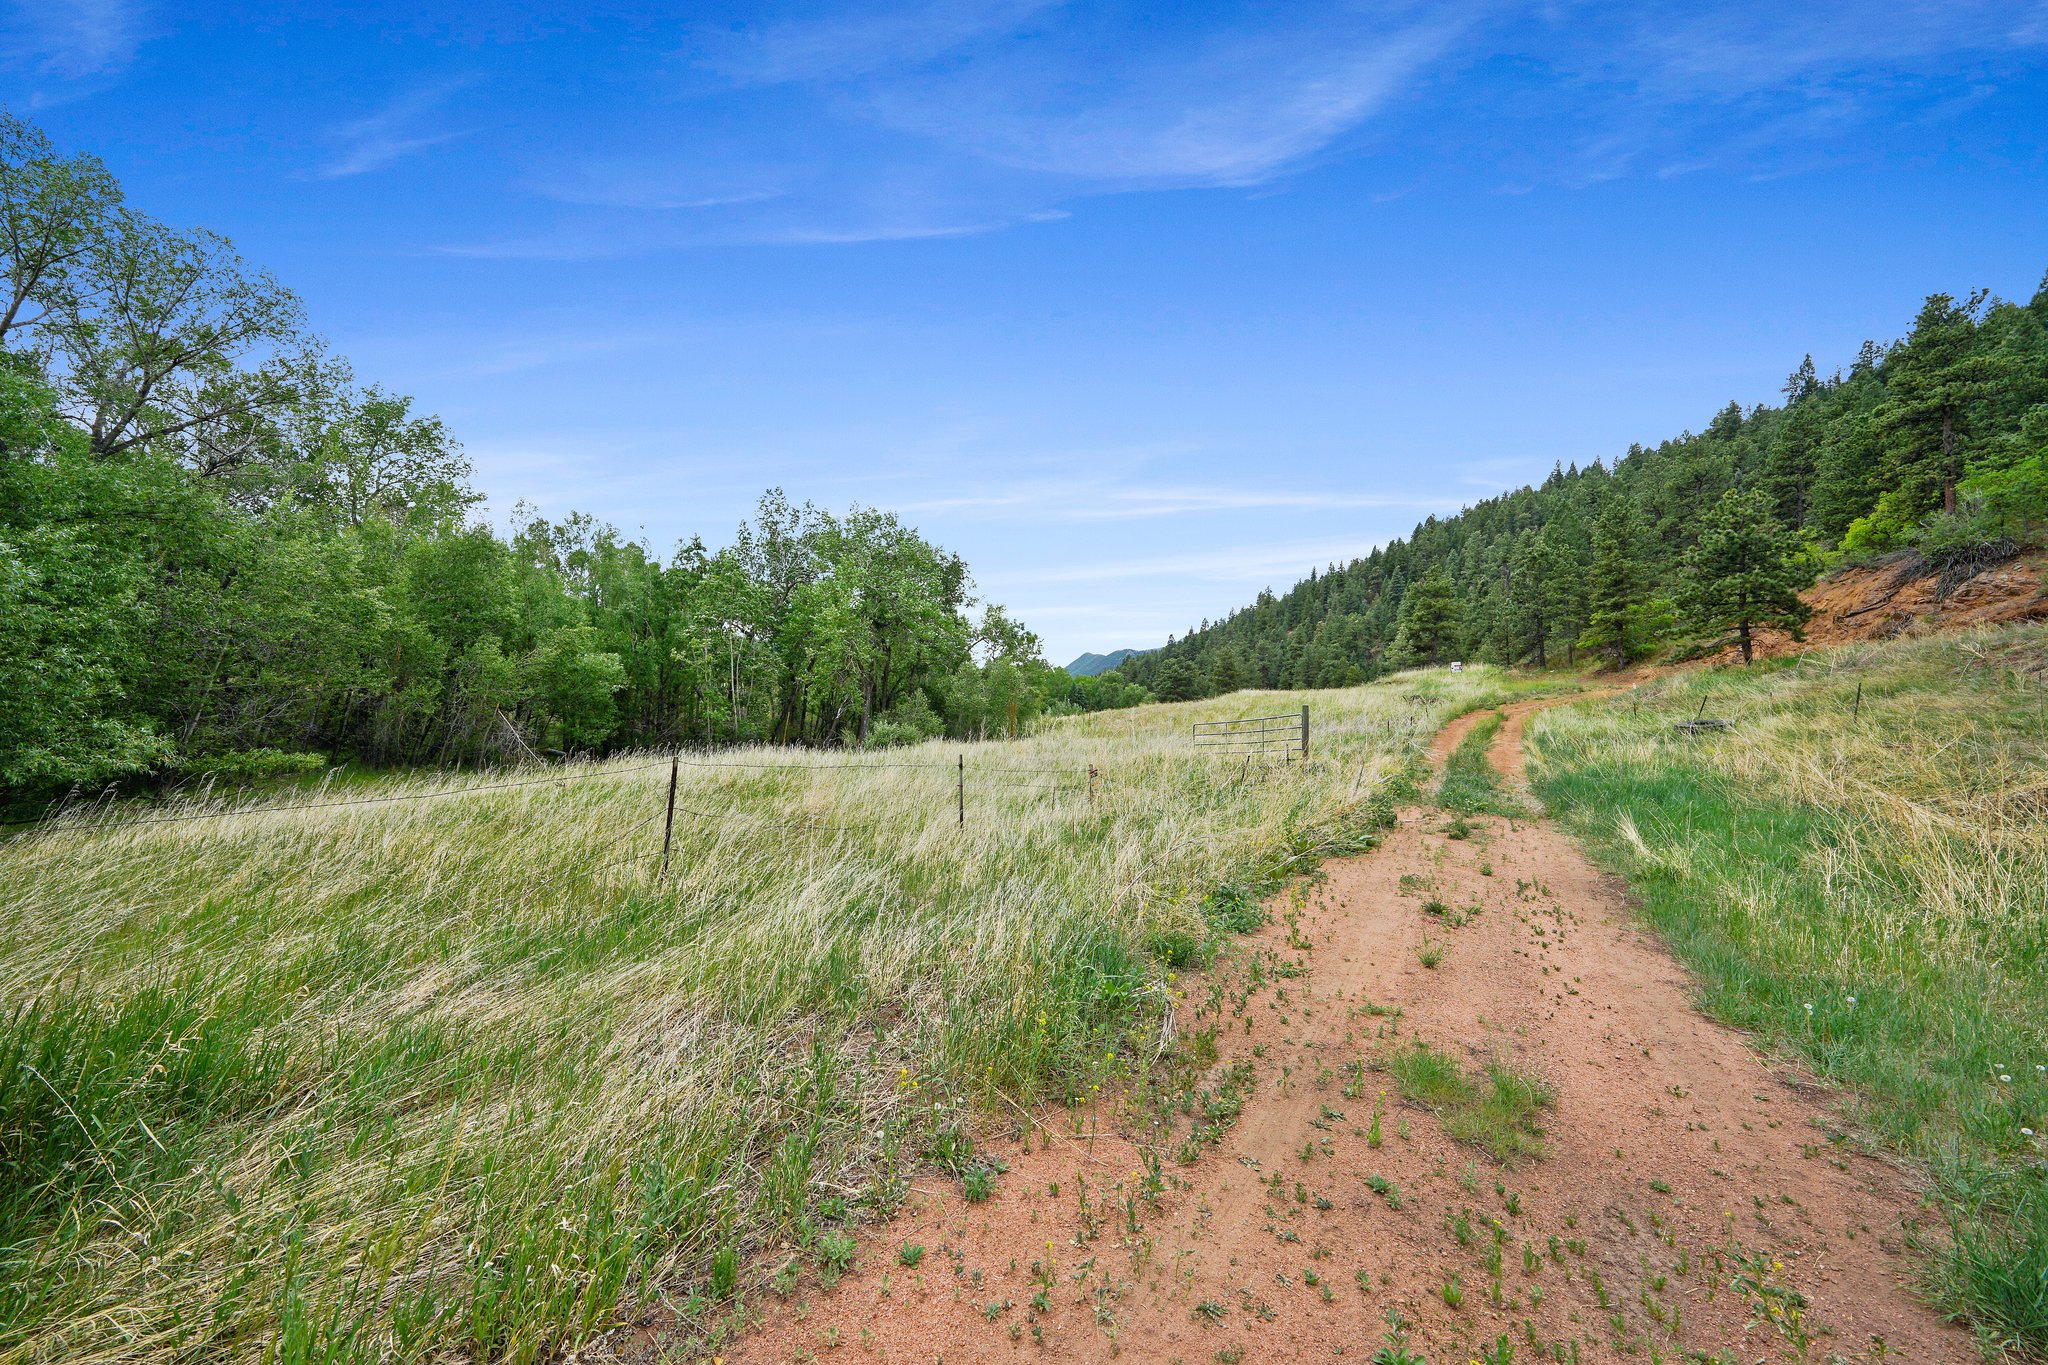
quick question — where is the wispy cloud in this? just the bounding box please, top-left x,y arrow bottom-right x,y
1002,536 -> 1390,586
698,0 -> 1066,86
1518,1 -> 2048,185
858,12 -> 1471,186
4,0 -> 145,82
895,482 -> 1458,521
315,79 -> 473,179
477,2 -> 1477,252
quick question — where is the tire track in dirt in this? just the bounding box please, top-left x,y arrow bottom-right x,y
717,694 -> 1965,1365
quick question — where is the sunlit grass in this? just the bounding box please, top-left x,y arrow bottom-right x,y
1434,709 -> 1529,819
0,668 -> 1550,1364
1385,1040 -> 1553,1166
1528,625 -> 2048,1355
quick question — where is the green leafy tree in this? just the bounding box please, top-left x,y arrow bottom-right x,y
0,360 -> 169,790
1680,488 -> 1814,664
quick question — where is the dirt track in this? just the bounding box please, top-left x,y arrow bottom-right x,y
726,696 -> 1965,1364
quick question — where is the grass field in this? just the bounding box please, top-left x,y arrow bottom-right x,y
1529,626 -> 2048,1358
0,668 -> 1561,1364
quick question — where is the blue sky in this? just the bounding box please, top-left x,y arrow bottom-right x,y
8,2 -> 2047,663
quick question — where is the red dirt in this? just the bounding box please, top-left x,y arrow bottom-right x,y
1702,550 -> 2048,666
709,695 -> 1966,1365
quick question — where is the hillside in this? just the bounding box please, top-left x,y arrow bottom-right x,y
1109,275 -> 2048,700
1695,547 -> 2048,665
1065,648 -> 1147,676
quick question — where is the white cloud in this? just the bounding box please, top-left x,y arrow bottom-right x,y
860,14 -> 1470,186
5,0 -> 144,81
315,79 -> 473,179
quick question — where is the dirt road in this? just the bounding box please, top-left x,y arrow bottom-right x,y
728,694 -> 1964,1364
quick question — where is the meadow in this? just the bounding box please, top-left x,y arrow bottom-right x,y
1529,626 -> 2048,1357
0,668 -> 1558,1364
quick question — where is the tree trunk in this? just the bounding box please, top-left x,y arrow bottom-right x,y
1738,621 -> 1754,665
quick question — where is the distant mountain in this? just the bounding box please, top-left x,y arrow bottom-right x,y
1065,648 -> 1147,677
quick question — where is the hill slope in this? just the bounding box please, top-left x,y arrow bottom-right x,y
1065,648 -> 1147,676
1109,274 -> 2048,699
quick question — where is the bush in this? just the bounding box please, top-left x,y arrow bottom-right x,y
1958,455 -> 2048,545
1840,490 -> 1924,557
175,748 -> 328,783
867,690 -> 945,748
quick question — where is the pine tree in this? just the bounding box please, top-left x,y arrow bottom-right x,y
1510,531 -> 1575,667
1781,354 -> 1820,405
1680,488 -> 1813,663
1385,567 -> 1462,667
1877,291 -> 2024,515
1207,645 -> 1247,693
1151,657 -> 1203,702
1577,495 -> 1652,670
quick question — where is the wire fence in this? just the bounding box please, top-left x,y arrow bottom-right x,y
0,706 -> 1384,906
0,745 -> 1092,842
1190,706 -> 1310,761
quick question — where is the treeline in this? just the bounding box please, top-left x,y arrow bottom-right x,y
1112,277 -> 2048,700
0,114 -> 1074,806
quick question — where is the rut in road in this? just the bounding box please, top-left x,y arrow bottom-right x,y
725,694 -> 1964,1365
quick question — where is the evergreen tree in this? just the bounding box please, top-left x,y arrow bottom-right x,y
1150,657 -> 1204,702
1577,495 -> 1651,670
1877,291 -> 2022,515
1680,488 -> 1814,663
1386,567 -> 1462,667
1207,645 -> 1247,693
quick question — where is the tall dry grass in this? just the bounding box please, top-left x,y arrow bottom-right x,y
0,669 -> 1537,1364
1529,625 -> 2048,1355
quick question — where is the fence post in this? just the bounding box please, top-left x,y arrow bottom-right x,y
1853,680 -> 1862,719
1088,764 -> 1098,805
1300,705 -> 1310,760
957,755 -> 965,828
658,755 -> 678,881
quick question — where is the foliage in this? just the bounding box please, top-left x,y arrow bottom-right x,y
0,117 -> 1043,807
1678,487 -> 1813,663
1386,567 -> 1462,667
1104,272 -> 2048,692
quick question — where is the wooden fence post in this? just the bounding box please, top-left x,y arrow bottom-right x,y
957,755 -> 965,828
1088,764 -> 1098,805
1853,681 -> 1862,719
1300,705 -> 1310,760
658,755 -> 678,881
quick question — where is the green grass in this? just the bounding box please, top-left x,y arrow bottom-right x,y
1435,710 -> 1532,819
1529,626 -> 2048,1358
0,667 -> 1548,1365
1385,1040 -> 1553,1166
